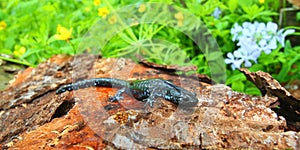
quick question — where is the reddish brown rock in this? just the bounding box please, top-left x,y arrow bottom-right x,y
0,55 -> 299,149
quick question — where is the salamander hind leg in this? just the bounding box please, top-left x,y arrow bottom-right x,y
142,92 -> 160,108
143,97 -> 156,108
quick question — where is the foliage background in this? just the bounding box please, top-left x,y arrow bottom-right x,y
0,0 -> 299,95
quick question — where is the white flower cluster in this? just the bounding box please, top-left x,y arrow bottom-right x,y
211,7 -> 221,19
225,22 -> 295,70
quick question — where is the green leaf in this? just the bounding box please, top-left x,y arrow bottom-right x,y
206,51 -> 223,61
0,49 -> 12,54
215,21 -> 229,30
238,0 -> 253,7
15,0 -> 39,16
232,81 -> 245,92
4,35 -> 15,50
276,54 -> 300,82
226,72 -> 246,85
296,12 -> 300,21
227,0 -> 238,13
245,87 -> 261,95
283,40 -> 292,54
249,64 -> 264,72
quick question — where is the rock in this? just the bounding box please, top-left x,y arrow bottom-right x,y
0,54 -> 299,149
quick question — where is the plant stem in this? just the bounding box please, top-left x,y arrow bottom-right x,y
0,56 -> 34,67
284,26 -> 300,30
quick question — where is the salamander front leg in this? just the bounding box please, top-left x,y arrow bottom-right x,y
143,93 -> 158,108
108,87 -> 126,102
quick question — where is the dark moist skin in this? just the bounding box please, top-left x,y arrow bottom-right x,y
56,78 -> 198,107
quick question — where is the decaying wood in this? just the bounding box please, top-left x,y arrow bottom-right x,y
0,55 -> 97,145
0,55 -> 299,149
240,68 -> 300,131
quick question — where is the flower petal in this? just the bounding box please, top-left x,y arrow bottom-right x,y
266,22 -> 278,33
244,60 -> 252,67
233,59 -> 244,69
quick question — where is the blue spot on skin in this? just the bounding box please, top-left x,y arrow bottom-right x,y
59,89 -> 66,93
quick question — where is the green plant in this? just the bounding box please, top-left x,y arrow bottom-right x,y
0,0 -> 299,96
0,0 -> 99,66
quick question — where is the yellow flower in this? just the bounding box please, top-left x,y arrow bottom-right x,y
19,46 -> 26,54
108,15 -> 117,24
13,46 -> 26,57
84,7 -> 91,12
98,7 -> 109,17
86,47 -> 91,53
177,20 -> 183,27
94,0 -> 101,6
54,24 -> 72,41
0,21 -> 7,30
259,0 -> 264,3
174,12 -> 183,20
174,12 -> 184,27
138,4 -> 146,13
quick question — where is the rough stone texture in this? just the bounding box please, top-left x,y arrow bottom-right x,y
0,54 -> 299,149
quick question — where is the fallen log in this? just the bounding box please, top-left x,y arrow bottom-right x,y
0,54 -> 299,149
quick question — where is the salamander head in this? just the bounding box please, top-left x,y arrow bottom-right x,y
169,88 -> 198,107
178,90 -> 198,107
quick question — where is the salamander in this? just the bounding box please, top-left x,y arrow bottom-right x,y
56,78 -> 198,107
